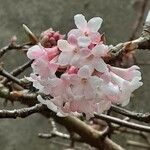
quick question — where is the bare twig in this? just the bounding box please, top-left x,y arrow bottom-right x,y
2,60 -> 33,84
94,114 -> 150,133
0,42 -> 31,58
0,67 -> 25,87
107,11 -> 150,62
10,60 -> 33,77
110,105 -> 150,123
0,103 -> 45,118
38,132 -> 70,139
127,140 -> 150,149
129,0 -> 148,40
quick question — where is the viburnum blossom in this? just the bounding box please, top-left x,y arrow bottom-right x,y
68,14 -> 103,47
26,14 -> 143,118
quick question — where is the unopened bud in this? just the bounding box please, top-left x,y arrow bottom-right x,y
40,28 -> 64,48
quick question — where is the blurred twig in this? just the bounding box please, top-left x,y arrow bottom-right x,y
129,0 -> 148,40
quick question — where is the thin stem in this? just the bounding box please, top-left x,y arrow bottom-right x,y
111,105 -> 150,123
94,114 -> 150,133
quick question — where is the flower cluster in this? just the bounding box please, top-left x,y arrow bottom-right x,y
26,14 -> 143,118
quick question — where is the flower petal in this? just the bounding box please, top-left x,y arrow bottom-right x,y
27,45 -> 44,59
97,100 -> 111,114
109,65 -> 142,81
57,40 -> 73,52
89,32 -> 101,44
94,58 -> 108,72
77,36 -> 91,47
67,34 -> 78,45
70,53 -> 80,67
80,48 -> 91,57
37,96 -> 58,112
74,14 -> 87,30
68,29 -> 82,39
78,65 -> 92,78
91,44 -> 109,57
87,17 -> 103,32
58,51 -> 73,66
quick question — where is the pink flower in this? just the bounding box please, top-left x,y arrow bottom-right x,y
109,65 -> 141,81
70,65 -> 103,100
68,14 -> 103,47
26,14 -> 143,118
110,71 -> 143,106
31,55 -> 58,78
57,39 -> 90,67
27,44 -> 59,61
80,44 -> 109,73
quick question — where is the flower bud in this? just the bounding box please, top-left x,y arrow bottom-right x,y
40,28 -> 64,48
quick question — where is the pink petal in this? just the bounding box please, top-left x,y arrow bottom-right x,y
31,56 -> 50,77
27,45 -> 44,59
74,14 -> 87,30
67,34 -> 78,45
87,17 -> 103,32
109,65 -> 141,81
44,46 -> 59,60
89,32 -> 101,44
67,66 -> 78,74
48,63 -> 59,75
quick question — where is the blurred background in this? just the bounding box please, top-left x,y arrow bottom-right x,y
0,0 -> 150,149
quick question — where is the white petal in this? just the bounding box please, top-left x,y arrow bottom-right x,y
78,65 -> 92,78
91,44 -> 108,57
46,100 -> 58,112
37,95 -> 47,105
70,54 -> 80,67
130,77 -> 143,92
84,83 -> 94,100
77,36 -> 91,47
58,52 -> 73,66
89,76 -> 103,89
94,58 -> 108,72
57,40 -> 73,52
74,14 -> 87,30
87,17 -> 103,32
97,100 -> 111,114
37,95 -> 58,112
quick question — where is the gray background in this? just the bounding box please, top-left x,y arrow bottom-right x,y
0,0 -> 150,150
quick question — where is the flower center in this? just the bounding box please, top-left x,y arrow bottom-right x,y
81,78 -> 87,84
73,48 -> 79,54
